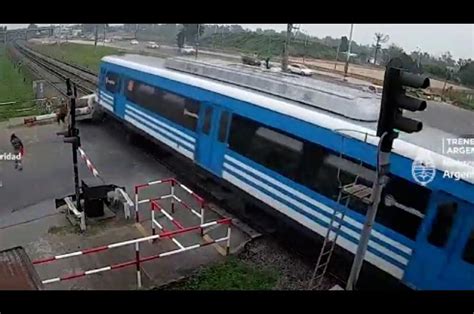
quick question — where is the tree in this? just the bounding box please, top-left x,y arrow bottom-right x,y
440,51 -> 455,67
176,31 -> 185,48
339,36 -> 349,52
27,24 -> 38,29
458,61 -> 474,87
373,32 -> 389,65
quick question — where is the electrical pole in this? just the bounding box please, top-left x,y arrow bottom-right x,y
345,58 -> 429,290
334,41 -> 341,70
282,23 -> 293,72
343,24 -> 354,79
94,24 -> 98,47
195,24 -> 200,59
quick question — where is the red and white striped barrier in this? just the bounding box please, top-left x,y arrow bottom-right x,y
33,218 -> 232,287
134,178 -> 204,226
77,147 -> 104,182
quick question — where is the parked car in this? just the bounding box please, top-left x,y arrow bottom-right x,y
288,63 -> 314,76
104,39 -> 111,43
146,41 -> 160,49
130,40 -> 139,45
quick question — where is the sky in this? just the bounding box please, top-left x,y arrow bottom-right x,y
2,23 -> 473,59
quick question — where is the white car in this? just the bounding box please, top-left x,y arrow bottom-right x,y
288,64 -> 314,76
104,39 -> 111,43
146,41 -> 159,49
130,40 -> 139,45
180,46 -> 196,55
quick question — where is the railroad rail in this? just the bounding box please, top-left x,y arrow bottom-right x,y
12,41 -> 97,96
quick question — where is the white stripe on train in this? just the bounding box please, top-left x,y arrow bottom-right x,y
222,170 -> 404,279
124,115 -> 194,160
223,161 -> 409,267
224,155 -> 412,256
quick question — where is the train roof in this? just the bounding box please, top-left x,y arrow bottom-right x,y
101,54 -> 474,185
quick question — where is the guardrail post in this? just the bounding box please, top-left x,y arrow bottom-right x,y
135,242 -> 142,289
226,224 -> 231,256
170,180 -> 175,214
134,186 -> 139,223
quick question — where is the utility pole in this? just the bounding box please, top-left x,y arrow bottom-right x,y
343,24 -> 354,79
345,58 -> 430,290
195,24 -> 200,59
282,23 -> 293,72
94,24 -> 98,47
334,41 -> 341,70
103,24 -> 107,42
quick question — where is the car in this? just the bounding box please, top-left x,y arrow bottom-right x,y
288,63 -> 314,76
146,41 -> 159,49
104,39 -> 111,43
130,40 -> 139,45
180,46 -> 196,55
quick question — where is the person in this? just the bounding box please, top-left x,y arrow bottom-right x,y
56,98 -> 68,126
10,133 -> 24,171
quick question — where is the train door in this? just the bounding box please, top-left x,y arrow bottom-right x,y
404,191 -> 474,289
195,103 -> 231,176
102,71 -> 121,114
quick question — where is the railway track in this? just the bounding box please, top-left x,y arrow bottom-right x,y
12,41 -> 97,96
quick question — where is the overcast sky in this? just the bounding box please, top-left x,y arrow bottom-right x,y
3,23 -> 473,59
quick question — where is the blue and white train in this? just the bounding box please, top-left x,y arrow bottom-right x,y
96,54 -> 474,290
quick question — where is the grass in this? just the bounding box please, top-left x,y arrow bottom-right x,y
30,42 -> 122,72
0,45 -> 38,121
169,258 -> 279,290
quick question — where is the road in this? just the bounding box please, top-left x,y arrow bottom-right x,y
0,119 -> 174,219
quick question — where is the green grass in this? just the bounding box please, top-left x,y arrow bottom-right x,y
30,42 -> 122,72
170,258 -> 279,290
0,45 -> 38,121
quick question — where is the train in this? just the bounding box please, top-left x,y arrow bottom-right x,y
95,54 -> 474,290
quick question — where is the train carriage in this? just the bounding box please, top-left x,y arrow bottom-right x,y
96,54 -> 474,290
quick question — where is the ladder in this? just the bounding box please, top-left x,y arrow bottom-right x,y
308,181 -> 373,290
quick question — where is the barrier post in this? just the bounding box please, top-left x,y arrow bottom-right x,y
135,242 -> 142,288
151,202 -> 156,238
134,186 -> 139,223
171,180 -> 175,214
200,202 -> 205,237
226,224 -> 232,256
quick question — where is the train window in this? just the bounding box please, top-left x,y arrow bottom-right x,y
462,229 -> 474,264
374,176 -> 431,240
124,79 -> 200,131
105,72 -> 119,93
218,111 -> 230,142
202,107 -> 213,135
228,115 -> 303,180
428,202 -> 458,247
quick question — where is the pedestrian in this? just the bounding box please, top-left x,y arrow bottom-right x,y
10,133 -> 24,171
56,98 -> 68,126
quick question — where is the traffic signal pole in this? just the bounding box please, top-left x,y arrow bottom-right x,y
345,58 -> 429,290
346,132 -> 390,290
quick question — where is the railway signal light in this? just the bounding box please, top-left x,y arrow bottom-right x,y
376,58 -> 430,152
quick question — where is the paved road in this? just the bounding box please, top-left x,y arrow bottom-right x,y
0,119 -> 174,219
406,101 -> 474,137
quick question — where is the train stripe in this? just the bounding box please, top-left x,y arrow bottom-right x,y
99,100 -> 113,112
223,162 -> 409,268
125,109 -> 195,151
125,104 -> 196,143
124,115 -> 194,160
224,154 -> 413,255
222,170 -> 404,279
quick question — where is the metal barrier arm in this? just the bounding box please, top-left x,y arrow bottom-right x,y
115,187 -> 134,219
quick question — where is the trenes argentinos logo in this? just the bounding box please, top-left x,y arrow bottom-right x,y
0,152 -> 22,161
411,153 -> 436,186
